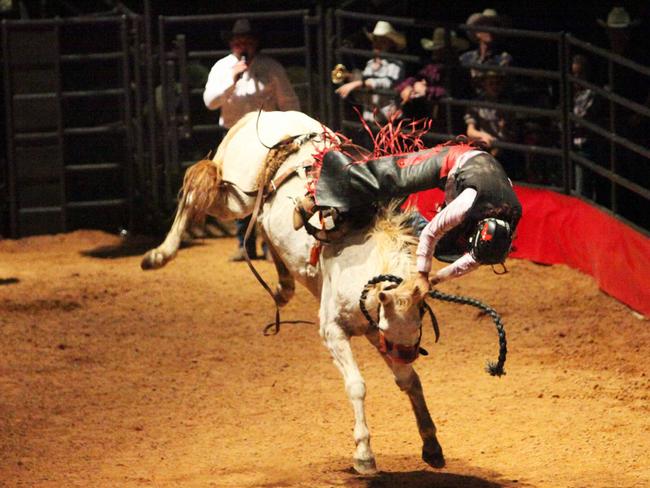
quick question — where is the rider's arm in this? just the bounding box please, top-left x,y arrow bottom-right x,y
416,187 -> 477,275
431,252 -> 479,284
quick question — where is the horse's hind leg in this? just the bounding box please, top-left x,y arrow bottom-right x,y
141,197 -> 190,270
322,321 -> 377,474
141,159 -> 221,270
258,227 -> 295,306
366,331 -> 445,469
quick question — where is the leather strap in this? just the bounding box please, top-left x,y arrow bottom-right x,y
241,134 -> 317,335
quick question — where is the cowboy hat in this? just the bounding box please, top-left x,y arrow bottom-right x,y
421,27 -> 469,52
465,8 -> 501,43
365,21 -> 407,51
221,18 -> 259,42
597,7 -> 640,29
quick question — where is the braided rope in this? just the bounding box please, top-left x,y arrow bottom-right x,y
359,274 -> 403,327
428,289 -> 507,377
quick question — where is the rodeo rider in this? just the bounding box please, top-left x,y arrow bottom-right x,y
294,137 -> 523,292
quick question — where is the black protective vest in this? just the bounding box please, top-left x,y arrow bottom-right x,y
449,153 -> 522,228
433,152 -> 522,261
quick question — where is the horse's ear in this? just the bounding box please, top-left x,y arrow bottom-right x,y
411,284 -> 423,302
378,291 -> 393,306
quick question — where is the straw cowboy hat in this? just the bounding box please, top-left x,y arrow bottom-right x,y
597,7 -> 640,29
365,21 -> 407,50
421,27 -> 469,52
221,18 -> 259,42
465,8 -> 501,43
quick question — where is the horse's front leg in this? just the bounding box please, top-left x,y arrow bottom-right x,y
365,330 -> 445,469
322,322 -> 377,474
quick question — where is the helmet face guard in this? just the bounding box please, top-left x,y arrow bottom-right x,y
469,218 -> 513,265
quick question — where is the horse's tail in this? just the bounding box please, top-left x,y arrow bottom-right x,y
179,158 -> 223,225
140,157 -> 223,271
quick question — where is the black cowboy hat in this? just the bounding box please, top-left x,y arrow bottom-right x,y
221,18 -> 259,42
465,8 -> 506,43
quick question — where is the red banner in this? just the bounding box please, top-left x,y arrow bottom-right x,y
405,186 -> 650,317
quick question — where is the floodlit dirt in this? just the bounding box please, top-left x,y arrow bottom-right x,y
0,230 -> 648,487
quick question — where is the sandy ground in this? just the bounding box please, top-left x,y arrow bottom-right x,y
0,230 -> 649,488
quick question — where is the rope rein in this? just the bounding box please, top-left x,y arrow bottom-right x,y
427,289 -> 507,377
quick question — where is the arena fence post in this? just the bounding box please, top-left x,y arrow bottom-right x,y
558,32 -> 572,195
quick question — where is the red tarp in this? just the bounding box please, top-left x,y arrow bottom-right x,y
404,186 -> 650,317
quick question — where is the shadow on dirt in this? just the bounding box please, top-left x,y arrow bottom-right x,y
0,278 -> 20,286
80,236 -> 203,259
344,469 -> 509,488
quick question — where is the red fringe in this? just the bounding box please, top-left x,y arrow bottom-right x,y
357,108 -> 432,159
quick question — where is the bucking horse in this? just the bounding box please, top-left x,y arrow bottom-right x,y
142,110 -> 492,473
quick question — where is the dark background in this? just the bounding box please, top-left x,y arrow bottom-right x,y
5,1 -> 650,51
5,1 -> 650,74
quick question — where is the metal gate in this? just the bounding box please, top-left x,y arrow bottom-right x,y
1,15 -> 142,237
2,7 -> 647,237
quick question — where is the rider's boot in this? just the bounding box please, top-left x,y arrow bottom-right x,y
293,194 -> 316,231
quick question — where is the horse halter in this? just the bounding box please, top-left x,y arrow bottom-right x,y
359,274 -> 439,364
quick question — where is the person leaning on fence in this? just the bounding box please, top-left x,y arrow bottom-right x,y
293,137 -> 522,289
459,9 -> 513,96
598,6 -> 650,224
203,18 -> 300,261
335,21 -> 406,124
463,70 -> 521,178
570,54 -> 605,199
395,28 -> 469,127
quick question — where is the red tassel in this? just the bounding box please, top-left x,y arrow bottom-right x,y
309,243 -> 322,266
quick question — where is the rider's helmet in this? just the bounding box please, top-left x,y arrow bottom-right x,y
469,218 -> 513,264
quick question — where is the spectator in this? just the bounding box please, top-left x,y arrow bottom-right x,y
459,9 -> 513,96
598,7 -> 649,126
336,21 -> 405,125
598,6 -> 650,227
464,71 -> 518,176
203,18 -> 300,261
570,54 -> 605,198
395,28 -> 469,127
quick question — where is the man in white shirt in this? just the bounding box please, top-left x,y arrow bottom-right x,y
203,18 -> 300,260
203,18 -> 300,129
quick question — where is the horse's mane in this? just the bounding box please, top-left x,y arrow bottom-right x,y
367,202 -> 419,278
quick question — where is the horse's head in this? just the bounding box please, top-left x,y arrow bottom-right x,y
376,281 -> 427,364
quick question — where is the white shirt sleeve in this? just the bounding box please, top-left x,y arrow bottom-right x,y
416,187 -> 478,274
203,56 -> 236,111
434,252 -> 480,283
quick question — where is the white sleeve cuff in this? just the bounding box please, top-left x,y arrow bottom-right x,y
416,255 -> 432,274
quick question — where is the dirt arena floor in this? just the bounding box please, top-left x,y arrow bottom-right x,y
0,230 -> 648,487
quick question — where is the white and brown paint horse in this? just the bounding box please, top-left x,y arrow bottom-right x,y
141,110 -> 444,474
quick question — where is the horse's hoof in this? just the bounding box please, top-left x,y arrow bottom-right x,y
273,284 -> 295,307
422,442 -> 445,469
141,251 -> 167,270
353,457 -> 377,475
